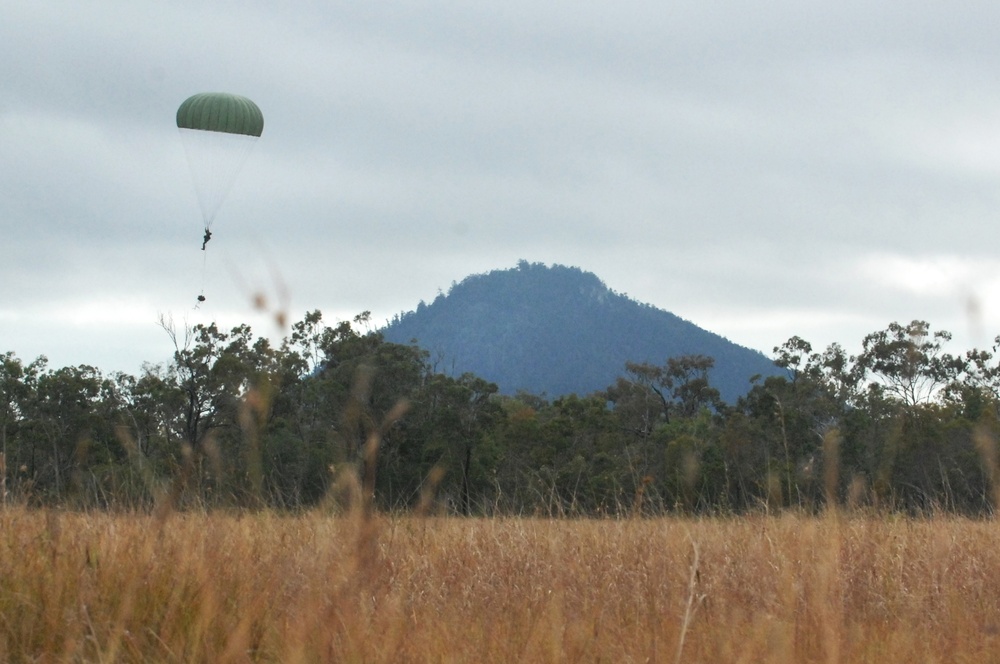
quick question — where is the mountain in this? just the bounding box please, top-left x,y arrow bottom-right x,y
381,261 -> 784,403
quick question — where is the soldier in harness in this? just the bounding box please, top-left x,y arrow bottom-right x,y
198,230 -> 212,302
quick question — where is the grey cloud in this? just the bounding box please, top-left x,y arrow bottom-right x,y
4,1 -> 1000,374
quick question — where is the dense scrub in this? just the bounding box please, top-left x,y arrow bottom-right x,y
2,312 -> 1000,515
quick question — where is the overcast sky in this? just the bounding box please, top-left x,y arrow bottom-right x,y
4,1 -> 1000,375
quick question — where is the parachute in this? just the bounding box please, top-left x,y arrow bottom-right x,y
176,92 -> 263,234
177,93 -> 263,303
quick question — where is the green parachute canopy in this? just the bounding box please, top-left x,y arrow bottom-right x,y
176,92 -> 264,137
176,93 -> 263,228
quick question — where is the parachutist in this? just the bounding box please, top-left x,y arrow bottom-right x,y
201,228 -> 212,250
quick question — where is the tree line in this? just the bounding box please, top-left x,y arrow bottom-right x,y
2,313 -> 1000,515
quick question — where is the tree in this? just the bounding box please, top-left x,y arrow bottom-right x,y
608,355 -> 721,430
665,355 -> 721,419
856,320 -> 965,408
0,353 -> 45,501
605,362 -> 668,436
26,364 -> 109,500
158,317 -> 270,504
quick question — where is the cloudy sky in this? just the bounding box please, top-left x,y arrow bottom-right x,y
4,1 -> 1000,375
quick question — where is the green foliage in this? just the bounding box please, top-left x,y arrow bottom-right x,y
3,315 -> 1000,516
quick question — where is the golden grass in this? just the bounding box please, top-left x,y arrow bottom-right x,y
1,508 -> 999,662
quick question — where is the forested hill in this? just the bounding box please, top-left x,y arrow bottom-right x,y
382,261 -> 783,403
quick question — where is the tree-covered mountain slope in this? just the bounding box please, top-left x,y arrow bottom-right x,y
382,261 -> 784,403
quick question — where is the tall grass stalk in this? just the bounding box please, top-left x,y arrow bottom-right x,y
2,506 -> 1000,661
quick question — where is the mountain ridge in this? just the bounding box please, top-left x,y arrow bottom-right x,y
382,261 -> 783,402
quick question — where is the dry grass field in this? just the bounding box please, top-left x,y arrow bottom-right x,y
1,505 -> 999,663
